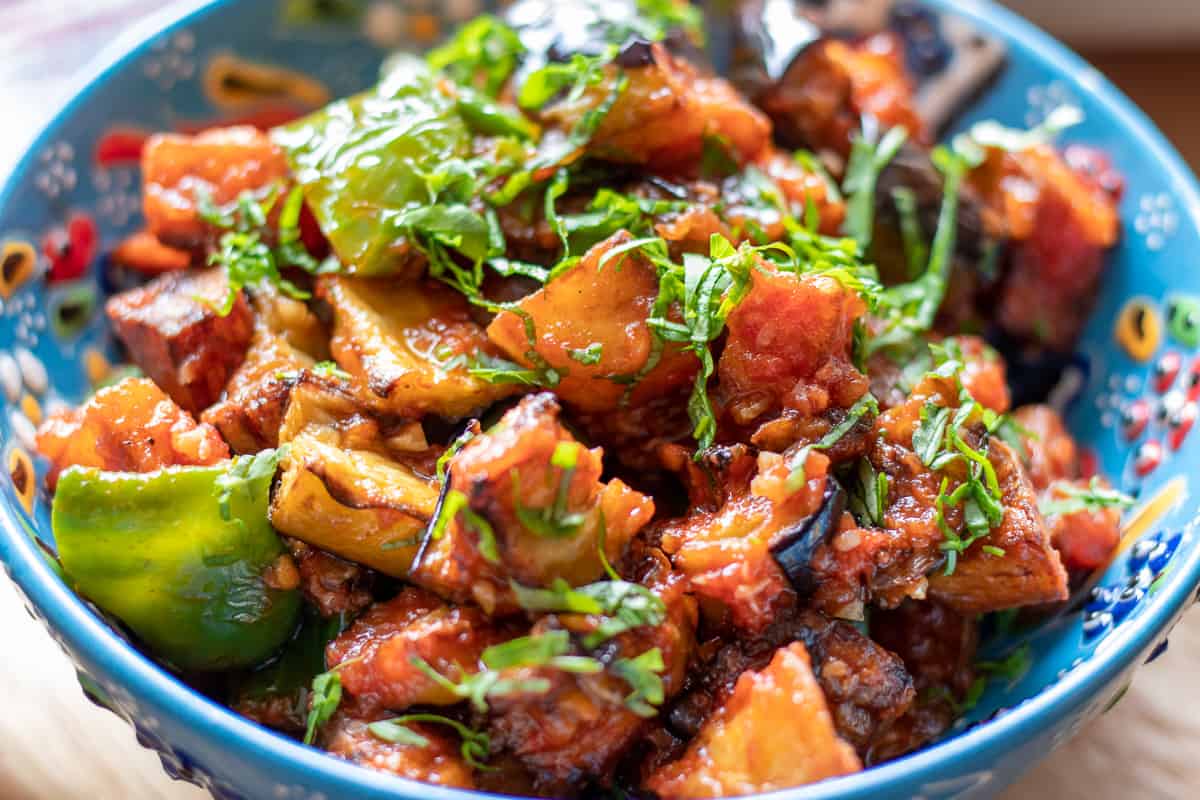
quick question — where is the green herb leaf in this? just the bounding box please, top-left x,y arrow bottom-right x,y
568,343 -> 605,366
426,15 -> 526,97
369,714 -> 494,771
842,124 -> 908,252
786,393 -> 879,491
611,648 -> 666,718
303,664 -> 346,746
1039,477 -> 1134,517
510,577 -> 667,647
913,402 -> 952,467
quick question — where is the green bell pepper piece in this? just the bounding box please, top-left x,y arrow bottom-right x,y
52,454 -> 302,672
271,57 -> 475,276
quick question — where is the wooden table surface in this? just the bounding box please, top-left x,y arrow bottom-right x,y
1,3 -> 1198,799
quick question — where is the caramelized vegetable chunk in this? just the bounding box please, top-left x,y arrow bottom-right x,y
322,707 -> 476,789
538,43 -> 770,173
411,393 -> 654,613
36,377 -> 228,490
327,588 -> 507,712
970,144 -> 1122,351
143,126 -> 290,250
286,538 -> 373,619
487,232 -> 698,413
106,268 -> 254,412
1042,479 -> 1124,572
647,642 -> 861,798
657,449 -> 830,632
928,440 -> 1069,612
670,607 -> 914,760
489,566 -> 695,794
201,326 -> 315,453
718,265 -> 868,436
320,275 -> 517,419
270,430 -> 440,576
755,35 -> 923,156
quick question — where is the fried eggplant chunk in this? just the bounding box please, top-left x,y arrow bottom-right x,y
970,144 -> 1122,351
36,377 -> 228,490
201,325 -> 315,453
411,393 -> 654,614
320,275 -> 518,420
668,606 -> 914,760
646,642 -> 861,798
928,440 -> 1069,613
750,34 -> 923,157
106,268 -> 254,413
286,538 -> 373,619
270,430 -> 440,577
488,564 -> 695,794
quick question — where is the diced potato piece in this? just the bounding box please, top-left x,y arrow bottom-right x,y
410,393 -> 654,613
327,588 -> 507,711
323,710 -> 475,789
143,126 -> 290,249
106,268 -> 254,412
646,642 -> 861,798
201,326 -> 314,453
487,232 -> 698,413
320,275 -> 517,419
36,377 -> 228,490
539,45 -> 770,172
929,440 -> 1069,613
269,430 -> 439,576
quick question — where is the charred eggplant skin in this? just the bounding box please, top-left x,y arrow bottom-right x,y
52,460 -> 302,672
771,479 -> 848,596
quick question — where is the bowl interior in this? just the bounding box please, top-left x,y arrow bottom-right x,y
1,1 -> 1200,798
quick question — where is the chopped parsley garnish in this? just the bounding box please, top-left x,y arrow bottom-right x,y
428,488 -> 501,564
842,124 -> 909,252
199,186 -> 316,316
302,656 -> 361,745
1040,477 -> 1134,517
867,146 -> 971,356
436,425 -> 479,483
408,630 -> 601,712
786,393 -> 880,491
568,343 -> 605,365
953,104 -> 1084,162
368,714 -> 493,771
513,442 -> 589,538
426,15 -> 525,97
510,577 -> 667,647
844,456 -> 890,527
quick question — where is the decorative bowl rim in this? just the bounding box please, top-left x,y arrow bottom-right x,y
2,1 -> 1200,798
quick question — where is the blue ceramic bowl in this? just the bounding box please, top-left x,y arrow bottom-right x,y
2,1 -> 1199,798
